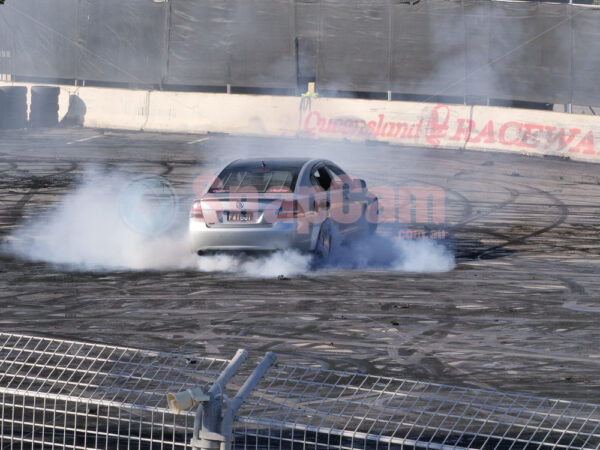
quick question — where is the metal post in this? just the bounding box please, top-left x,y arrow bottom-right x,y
568,0 -> 574,113
220,352 -> 277,450
194,349 -> 248,448
292,0 -> 299,96
229,352 -> 276,413
189,351 -> 276,450
387,0 -> 393,101
486,1 -> 492,107
210,349 -> 248,395
315,0 -> 323,94
161,0 -> 173,90
462,0 -> 467,105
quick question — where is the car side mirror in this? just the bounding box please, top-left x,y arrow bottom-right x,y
359,179 -> 367,192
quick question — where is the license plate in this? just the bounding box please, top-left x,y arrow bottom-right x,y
227,212 -> 253,222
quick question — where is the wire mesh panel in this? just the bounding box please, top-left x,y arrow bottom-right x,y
235,365 -> 600,449
0,332 -> 229,449
3,333 -> 600,449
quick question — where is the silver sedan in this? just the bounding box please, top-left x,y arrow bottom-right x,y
189,158 -> 378,258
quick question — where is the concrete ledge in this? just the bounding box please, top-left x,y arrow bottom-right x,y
299,99 -> 600,163
466,106 -> 600,163
80,87 -> 149,130
2,81 -> 599,163
144,91 -> 300,136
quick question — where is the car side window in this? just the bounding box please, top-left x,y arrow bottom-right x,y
310,166 -> 332,191
326,164 -> 353,191
325,165 -> 344,189
326,164 -> 345,177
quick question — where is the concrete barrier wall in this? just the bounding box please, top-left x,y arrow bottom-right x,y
2,81 -> 600,163
144,91 -> 300,136
78,88 -> 149,130
299,99 -> 600,163
299,98 -> 472,149
467,106 -> 600,162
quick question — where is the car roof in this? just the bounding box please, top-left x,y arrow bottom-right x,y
224,157 -> 317,170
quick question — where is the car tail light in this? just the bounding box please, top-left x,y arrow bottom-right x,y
191,200 -> 204,219
278,200 -> 304,219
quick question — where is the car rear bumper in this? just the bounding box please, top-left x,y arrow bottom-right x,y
189,219 -> 313,253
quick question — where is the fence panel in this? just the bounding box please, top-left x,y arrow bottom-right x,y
295,0 -> 320,81
1,0 -> 600,106
167,0 -> 296,89
317,0 -> 390,93
237,364 -> 600,449
472,1 -> 571,104
2,333 -> 600,449
229,0 -> 296,89
0,10 -> 10,80
391,0 -> 466,98
573,7 -> 600,107
0,333 -> 228,449
166,0 -> 233,86
77,0 -> 168,85
0,0 -> 80,80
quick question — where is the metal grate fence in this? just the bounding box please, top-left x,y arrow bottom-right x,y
0,332 -> 229,449
237,365 -> 600,449
2,332 -> 600,449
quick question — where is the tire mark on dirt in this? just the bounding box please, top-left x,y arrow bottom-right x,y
476,185 -> 569,259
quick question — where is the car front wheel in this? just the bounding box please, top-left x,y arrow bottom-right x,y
315,221 -> 332,260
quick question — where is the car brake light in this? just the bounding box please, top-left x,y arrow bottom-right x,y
191,200 -> 204,219
278,200 -> 304,218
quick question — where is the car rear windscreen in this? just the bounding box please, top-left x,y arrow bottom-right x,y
209,163 -> 301,193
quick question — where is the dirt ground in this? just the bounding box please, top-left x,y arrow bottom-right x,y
1,128 -> 599,403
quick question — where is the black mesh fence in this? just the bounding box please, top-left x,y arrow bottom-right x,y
167,0 -> 296,88
317,0 -> 390,93
316,0 -> 576,103
572,8 -> 600,106
1,0 -> 80,80
0,0 -> 599,105
77,0 -> 169,85
0,5 -> 11,77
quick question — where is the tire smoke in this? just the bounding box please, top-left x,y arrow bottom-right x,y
3,171 -> 454,277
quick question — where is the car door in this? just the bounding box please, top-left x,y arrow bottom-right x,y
308,163 -> 334,227
325,163 -> 364,235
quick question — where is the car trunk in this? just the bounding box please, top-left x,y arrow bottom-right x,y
198,194 -> 291,227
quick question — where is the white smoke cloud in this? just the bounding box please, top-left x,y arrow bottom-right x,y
2,170 -> 196,271
197,250 -> 312,278
2,170 -> 454,277
392,238 -> 455,272
323,232 -> 454,273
